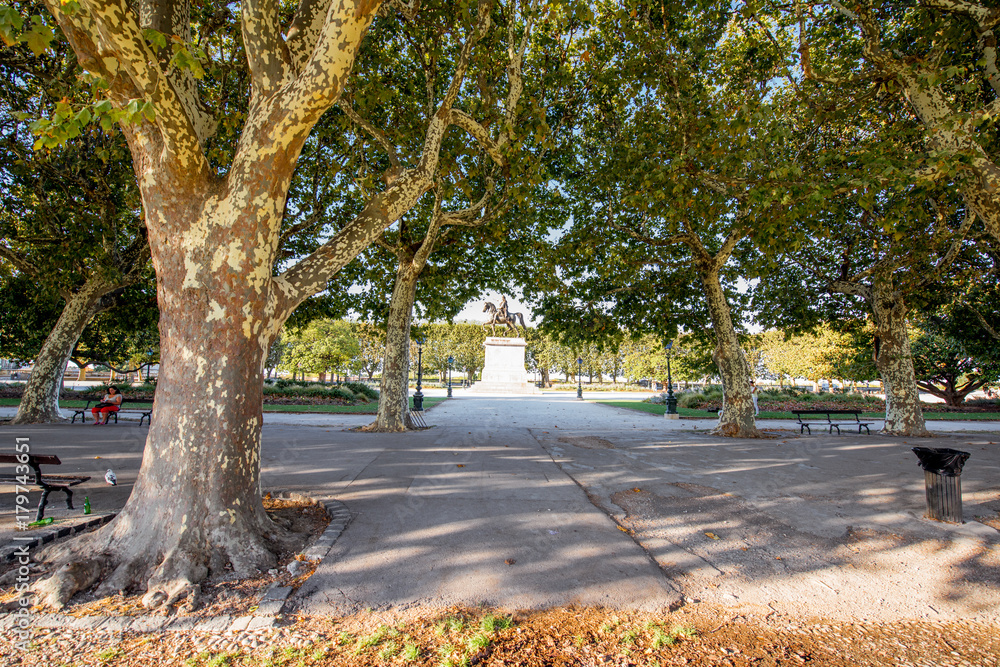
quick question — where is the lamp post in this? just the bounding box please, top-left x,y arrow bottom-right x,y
413,338 -> 424,411
664,340 -> 678,418
576,357 -> 583,400
447,355 -> 454,398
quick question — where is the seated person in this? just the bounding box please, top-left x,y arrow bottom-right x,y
91,386 -> 123,425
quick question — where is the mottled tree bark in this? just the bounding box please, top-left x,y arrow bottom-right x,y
841,2 -> 1000,246
373,251 -> 420,431
34,0 -> 497,608
699,267 -> 760,438
12,281 -> 112,424
870,280 -> 928,436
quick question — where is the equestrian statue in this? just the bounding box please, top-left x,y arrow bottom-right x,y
482,296 -> 527,336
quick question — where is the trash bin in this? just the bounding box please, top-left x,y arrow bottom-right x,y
912,447 -> 971,523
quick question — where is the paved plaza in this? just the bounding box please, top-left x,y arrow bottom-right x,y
1,391 -> 998,623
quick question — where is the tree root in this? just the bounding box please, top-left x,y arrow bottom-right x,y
32,507 -> 287,610
359,420 -> 410,433
711,421 -> 763,438
34,560 -> 102,609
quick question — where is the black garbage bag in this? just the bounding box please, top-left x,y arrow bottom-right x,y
912,447 -> 970,477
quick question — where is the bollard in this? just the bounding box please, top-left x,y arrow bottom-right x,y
912,447 -> 970,524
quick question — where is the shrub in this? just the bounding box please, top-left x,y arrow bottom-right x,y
677,392 -> 707,408
344,381 -> 379,400
700,386 -> 724,401
329,387 -> 355,401
98,382 -> 134,396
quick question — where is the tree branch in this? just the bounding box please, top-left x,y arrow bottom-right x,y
285,0 -> 334,73
440,177 -> 496,227
498,0 -> 539,148
450,110 -> 506,166
53,0 -> 210,174
922,206 -> 977,285
282,0 -> 383,120
0,245 -> 44,279
242,0 -> 293,98
338,97 -> 401,170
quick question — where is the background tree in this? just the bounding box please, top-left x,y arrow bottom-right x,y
753,188 -> 977,435
533,2 -> 805,436
349,321 -> 385,381
911,319 -> 1000,406
0,4 -> 150,422
337,1 -> 578,430
281,319 -> 360,382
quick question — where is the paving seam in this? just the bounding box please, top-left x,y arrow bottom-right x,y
527,429 -> 685,604
0,497 -> 353,634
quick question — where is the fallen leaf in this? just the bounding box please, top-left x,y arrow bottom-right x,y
504,558 -> 516,565
457,464 -> 465,468
704,532 -> 720,540
632,488 -> 642,493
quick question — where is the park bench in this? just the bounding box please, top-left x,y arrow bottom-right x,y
0,454 -> 90,522
71,398 -> 153,426
794,409 -> 872,435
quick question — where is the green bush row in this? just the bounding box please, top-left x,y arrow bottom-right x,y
261,382 -> 378,401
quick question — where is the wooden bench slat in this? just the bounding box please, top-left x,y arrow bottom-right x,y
0,454 -> 61,465
0,454 -> 88,520
71,398 -> 153,426
793,409 -> 872,436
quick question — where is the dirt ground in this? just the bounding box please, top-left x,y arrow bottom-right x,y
3,605 -> 998,666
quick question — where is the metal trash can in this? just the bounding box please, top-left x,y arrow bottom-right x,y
912,447 -> 971,523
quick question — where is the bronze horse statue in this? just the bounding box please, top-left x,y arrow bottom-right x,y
482,301 -> 527,336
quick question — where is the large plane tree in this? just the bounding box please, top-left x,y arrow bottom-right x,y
21,0 -> 515,610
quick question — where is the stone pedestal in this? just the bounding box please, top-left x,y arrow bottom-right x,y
469,337 -> 541,394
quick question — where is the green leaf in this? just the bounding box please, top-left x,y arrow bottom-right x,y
142,28 -> 167,49
22,18 -> 54,56
0,6 -> 24,46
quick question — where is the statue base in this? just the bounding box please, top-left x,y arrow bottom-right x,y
468,337 -> 541,395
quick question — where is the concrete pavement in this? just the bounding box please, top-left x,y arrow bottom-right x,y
1,390 -> 998,622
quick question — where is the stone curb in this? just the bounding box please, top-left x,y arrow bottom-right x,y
0,496 -> 352,634
1,513 -> 116,562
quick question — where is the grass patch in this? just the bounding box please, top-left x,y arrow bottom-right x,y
594,401 -> 712,418
466,632 -> 491,652
480,614 -> 513,633
401,643 -> 421,661
97,647 -> 125,663
0,397 -> 449,414
596,400 -> 1000,421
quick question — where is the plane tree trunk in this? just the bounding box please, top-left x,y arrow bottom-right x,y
373,250 -> 421,432
870,280 -> 929,436
34,0 -> 499,609
32,0 -> 449,609
12,280 -> 113,424
699,266 -> 760,438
